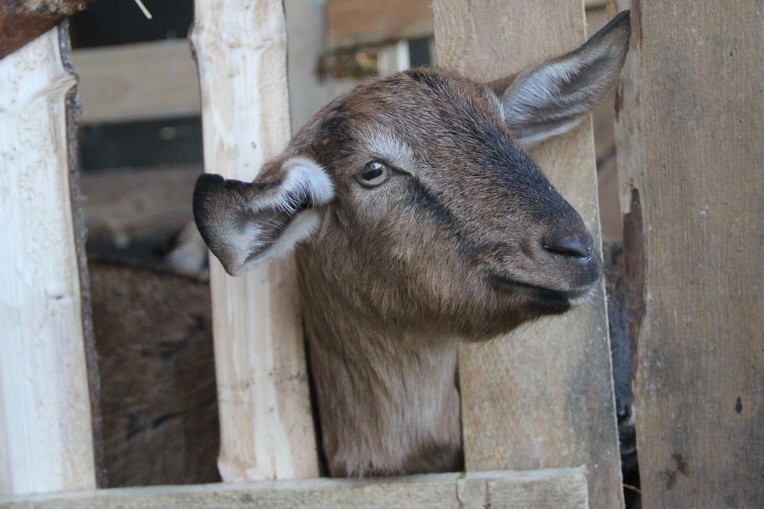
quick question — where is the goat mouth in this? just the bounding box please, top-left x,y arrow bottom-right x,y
488,274 -> 592,313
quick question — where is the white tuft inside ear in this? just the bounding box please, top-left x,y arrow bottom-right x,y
499,13 -> 630,149
502,50 -> 612,149
279,157 -> 336,210
504,59 -> 585,123
246,157 -> 335,216
236,209 -> 323,274
233,157 -> 335,274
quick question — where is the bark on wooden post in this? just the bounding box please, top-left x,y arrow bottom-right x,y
610,0 -> 763,506
0,27 -> 97,494
433,3 -> 624,508
191,0 -> 319,481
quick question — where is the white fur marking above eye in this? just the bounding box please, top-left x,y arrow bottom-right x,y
361,131 -> 415,169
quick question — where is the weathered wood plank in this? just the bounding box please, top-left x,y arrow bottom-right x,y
0,0 -> 91,60
190,0 -> 319,481
80,164 -> 200,246
326,0 -> 432,49
0,27 -> 96,494
433,3 -> 623,509
611,0 -> 764,507
72,40 -> 200,124
0,469 -> 588,509
326,0 -> 607,50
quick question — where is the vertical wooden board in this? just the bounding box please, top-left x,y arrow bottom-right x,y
0,28 -> 96,494
433,3 -> 623,509
612,1 -> 764,506
191,0 -> 319,481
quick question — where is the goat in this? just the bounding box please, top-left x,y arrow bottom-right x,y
193,12 -> 631,477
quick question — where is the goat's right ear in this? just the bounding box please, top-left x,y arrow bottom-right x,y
493,11 -> 630,148
193,157 -> 334,276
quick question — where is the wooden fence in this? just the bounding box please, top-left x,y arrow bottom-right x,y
0,1 -> 760,508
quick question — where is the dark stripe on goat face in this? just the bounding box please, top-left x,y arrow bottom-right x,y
404,179 -> 493,265
408,179 -> 456,229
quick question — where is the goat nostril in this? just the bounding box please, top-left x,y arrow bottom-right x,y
542,232 -> 593,259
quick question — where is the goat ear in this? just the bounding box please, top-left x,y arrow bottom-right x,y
193,157 -> 334,276
496,11 -> 630,148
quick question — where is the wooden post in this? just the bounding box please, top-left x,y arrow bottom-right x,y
610,0 -> 763,506
191,0 -> 319,481
433,3 -> 623,508
0,27 -> 97,494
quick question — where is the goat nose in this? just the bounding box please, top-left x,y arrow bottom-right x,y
542,231 -> 593,259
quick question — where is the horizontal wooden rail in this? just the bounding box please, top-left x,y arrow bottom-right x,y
0,468 -> 588,509
72,40 -> 200,124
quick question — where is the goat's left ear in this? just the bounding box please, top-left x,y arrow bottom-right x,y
495,11 -> 630,148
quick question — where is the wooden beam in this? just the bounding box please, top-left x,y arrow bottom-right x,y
0,27 -> 96,494
326,0 -> 433,49
0,468 -> 588,508
72,40 -> 200,124
0,0 -> 91,60
610,0 -> 764,506
325,0 -> 608,51
432,3 -> 623,509
190,0 -> 319,481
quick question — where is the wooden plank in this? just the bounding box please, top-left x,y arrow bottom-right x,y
80,164 -> 200,246
0,27 -> 96,494
432,3 -> 623,509
0,468 -> 587,508
610,0 -> 764,507
326,0 -> 606,51
326,0 -> 433,49
72,40 -> 200,124
190,0 -> 319,481
0,0 -> 92,60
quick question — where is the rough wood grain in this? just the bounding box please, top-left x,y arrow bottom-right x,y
59,20 -> 105,488
611,0 -> 764,507
0,0 -> 90,60
0,27 -> 96,494
72,40 -> 200,124
190,0 -> 319,481
433,3 -> 623,509
0,468 -> 588,508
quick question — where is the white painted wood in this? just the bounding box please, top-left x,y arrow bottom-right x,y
0,28 -> 96,494
72,40 -> 200,124
191,0 -> 319,481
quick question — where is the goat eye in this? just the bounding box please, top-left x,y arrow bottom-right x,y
355,161 -> 391,187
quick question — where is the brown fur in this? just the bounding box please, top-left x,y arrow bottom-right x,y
91,261 -> 219,486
